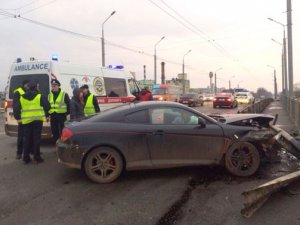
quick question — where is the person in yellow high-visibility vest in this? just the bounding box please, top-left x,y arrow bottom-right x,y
14,80 -> 50,164
13,80 -> 30,160
80,84 -> 100,117
48,79 -> 70,141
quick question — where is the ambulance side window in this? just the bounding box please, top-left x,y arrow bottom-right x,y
104,78 -> 127,97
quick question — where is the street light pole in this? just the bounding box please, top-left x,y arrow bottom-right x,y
287,0 -> 294,96
101,11 -> 116,67
154,36 -> 165,84
267,65 -> 278,99
271,38 -> 284,93
182,49 -> 191,94
229,76 -> 235,89
214,67 -> 222,95
268,17 -> 288,95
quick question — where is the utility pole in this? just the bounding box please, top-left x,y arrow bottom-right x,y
287,0 -> 294,96
143,65 -> 146,81
101,11 -> 116,67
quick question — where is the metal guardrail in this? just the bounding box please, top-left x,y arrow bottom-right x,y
282,95 -> 300,133
237,98 -> 273,114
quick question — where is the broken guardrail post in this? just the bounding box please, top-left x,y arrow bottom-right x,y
241,170 -> 300,218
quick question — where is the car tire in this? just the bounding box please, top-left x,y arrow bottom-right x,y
84,147 -> 123,184
213,104 -> 216,108
201,102 -> 204,106
224,142 -> 260,177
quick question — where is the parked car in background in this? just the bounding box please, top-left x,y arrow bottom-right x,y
235,92 -> 254,104
213,93 -> 238,108
178,93 -> 204,107
203,93 -> 215,101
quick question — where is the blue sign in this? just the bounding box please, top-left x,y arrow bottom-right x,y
70,78 -> 79,90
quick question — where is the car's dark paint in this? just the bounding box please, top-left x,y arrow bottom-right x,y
57,102 -> 260,172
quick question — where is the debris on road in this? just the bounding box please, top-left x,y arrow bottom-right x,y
241,170 -> 300,218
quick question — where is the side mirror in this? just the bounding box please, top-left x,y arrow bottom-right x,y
198,117 -> 206,128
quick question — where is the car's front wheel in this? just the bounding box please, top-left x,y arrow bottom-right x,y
84,147 -> 123,183
224,142 -> 260,177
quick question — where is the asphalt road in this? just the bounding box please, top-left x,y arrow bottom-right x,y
1,103 -> 300,225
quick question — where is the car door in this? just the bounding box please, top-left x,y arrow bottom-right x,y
147,106 -> 225,167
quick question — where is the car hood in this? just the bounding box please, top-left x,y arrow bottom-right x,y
208,113 -> 274,128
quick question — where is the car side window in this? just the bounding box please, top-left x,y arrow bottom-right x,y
125,110 -> 148,124
150,107 -> 200,125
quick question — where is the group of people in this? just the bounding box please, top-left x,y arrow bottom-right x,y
13,79 -> 100,164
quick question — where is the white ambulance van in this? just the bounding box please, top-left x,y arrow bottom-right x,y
4,58 -> 140,137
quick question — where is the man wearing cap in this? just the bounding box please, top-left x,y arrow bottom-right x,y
80,84 -> 100,117
13,80 -> 30,159
14,80 -> 50,164
48,79 -> 70,141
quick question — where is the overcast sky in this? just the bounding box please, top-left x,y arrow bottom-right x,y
0,0 -> 299,92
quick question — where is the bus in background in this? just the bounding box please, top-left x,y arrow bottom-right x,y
4,57 -> 140,137
152,84 -> 181,102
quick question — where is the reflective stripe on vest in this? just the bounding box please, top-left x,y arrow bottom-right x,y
48,91 -> 67,114
14,87 -> 25,95
20,94 -> 45,124
84,94 -> 96,117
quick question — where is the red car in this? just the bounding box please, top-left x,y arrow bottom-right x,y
213,93 -> 238,108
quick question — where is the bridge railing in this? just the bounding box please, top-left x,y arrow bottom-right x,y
238,98 -> 273,114
282,95 -> 300,131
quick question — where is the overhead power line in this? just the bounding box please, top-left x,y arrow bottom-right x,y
148,0 -> 238,61
0,9 -> 186,67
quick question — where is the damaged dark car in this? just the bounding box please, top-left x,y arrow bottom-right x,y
57,101 -> 300,183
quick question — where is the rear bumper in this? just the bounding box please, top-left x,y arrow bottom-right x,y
5,124 -> 52,138
56,139 -> 83,169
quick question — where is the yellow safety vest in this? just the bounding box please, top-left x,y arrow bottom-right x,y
14,87 -> 25,95
84,94 -> 96,117
20,94 -> 45,124
48,90 -> 67,114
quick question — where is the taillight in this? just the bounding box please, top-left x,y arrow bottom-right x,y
5,100 -> 13,109
61,128 -> 74,141
212,98 -> 216,101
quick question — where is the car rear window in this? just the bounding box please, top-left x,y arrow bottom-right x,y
9,74 -> 49,99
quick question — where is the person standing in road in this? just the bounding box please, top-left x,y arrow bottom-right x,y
14,80 -> 50,164
70,88 -> 85,122
48,79 -> 70,142
13,80 -> 30,159
80,84 -> 100,117
138,86 -> 153,101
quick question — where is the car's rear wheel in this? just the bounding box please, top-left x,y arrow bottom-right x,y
224,142 -> 260,177
84,147 -> 123,183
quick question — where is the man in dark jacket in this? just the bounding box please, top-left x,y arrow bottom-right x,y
13,80 -> 30,159
48,79 -> 70,141
138,86 -> 153,101
14,80 -> 50,164
80,84 -> 100,117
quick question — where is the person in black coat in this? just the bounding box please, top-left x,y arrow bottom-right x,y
48,79 -> 70,141
70,88 -> 85,122
14,80 -> 50,164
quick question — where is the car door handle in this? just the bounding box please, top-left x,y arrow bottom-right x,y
152,130 -> 164,135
